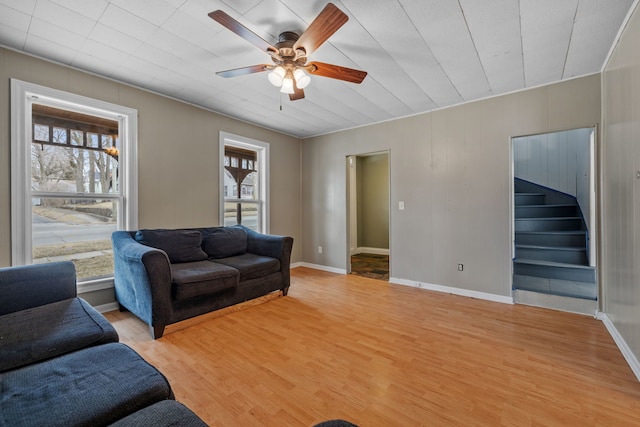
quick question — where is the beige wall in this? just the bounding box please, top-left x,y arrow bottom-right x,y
302,74 -> 600,297
356,153 -> 389,249
0,48 -> 301,305
602,5 -> 640,364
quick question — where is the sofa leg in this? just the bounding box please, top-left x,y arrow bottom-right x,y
151,324 -> 165,339
282,287 -> 289,296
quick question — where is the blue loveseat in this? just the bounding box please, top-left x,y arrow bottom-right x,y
0,261 -> 207,427
112,225 -> 293,339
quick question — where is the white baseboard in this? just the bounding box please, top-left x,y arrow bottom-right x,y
390,277 -> 514,305
597,312 -> 640,382
94,302 -> 119,313
296,262 -> 347,275
352,247 -> 390,256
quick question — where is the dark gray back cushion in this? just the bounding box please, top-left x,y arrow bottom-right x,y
203,227 -> 247,259
135,229 -> 208,263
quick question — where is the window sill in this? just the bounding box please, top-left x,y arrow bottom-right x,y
78,276 -> 114,294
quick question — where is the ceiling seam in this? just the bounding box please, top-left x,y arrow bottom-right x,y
518,0 -> 526,87
457,0 -> 492,96
562,2 -> 580,79
396,0 -> 460,105
338,1 -> 420,111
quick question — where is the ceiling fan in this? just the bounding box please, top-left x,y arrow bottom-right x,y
208,3 -> 367,101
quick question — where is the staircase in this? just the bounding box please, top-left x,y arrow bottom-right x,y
513,180 -> 596,301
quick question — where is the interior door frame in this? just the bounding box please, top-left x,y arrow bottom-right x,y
509,126 -> 599,301
345,150 -> 391,275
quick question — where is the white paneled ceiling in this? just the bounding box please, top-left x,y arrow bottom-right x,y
0,0 -> 635,138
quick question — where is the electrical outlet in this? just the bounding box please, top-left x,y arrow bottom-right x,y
458,263 -> 464,271
318,246 -> 323,254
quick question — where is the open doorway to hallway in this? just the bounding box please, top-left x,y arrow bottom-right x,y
347,151 -> 390,281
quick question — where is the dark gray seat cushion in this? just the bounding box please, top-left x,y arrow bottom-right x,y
171,261 -> 238,300
109,400 -> 208,426
0,342 -> 174,427
0,297 -> 119,372
214,253 -> 280,282
135,229 -> 208,263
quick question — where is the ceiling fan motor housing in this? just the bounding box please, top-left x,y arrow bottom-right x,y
275,31 -> 307,65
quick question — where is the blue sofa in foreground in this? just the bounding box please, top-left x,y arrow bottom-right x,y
0,261 -> 207,427
112,225 -> 293,339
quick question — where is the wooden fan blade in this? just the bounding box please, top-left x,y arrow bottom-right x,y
293,3 -> 348,55
307,62 -> 367,83
289,83 -> 305,101
209,10 -> 277,54
216,64 -> 270,78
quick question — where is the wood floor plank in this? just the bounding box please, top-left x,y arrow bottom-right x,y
105,267 -> 640,426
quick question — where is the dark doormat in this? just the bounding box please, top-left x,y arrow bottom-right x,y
350,253 -> 389,281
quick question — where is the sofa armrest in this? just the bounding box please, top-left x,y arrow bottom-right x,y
112,231 -> 173,336
238,226 -> 294,291
0,261 -> 77,316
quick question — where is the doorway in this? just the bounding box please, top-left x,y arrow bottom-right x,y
346,151 -> 390,281
511,127 -> 597,310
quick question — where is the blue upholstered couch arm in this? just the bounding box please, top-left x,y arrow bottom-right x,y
238,225 -> 294,291
111,231 -> 173,331
0,261 -> 77,316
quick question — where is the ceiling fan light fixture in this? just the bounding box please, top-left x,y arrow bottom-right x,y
268,66 -> 285,86
280,76 -> 295,94
293,68 -> 311,89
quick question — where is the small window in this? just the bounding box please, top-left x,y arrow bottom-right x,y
219,132 -> 269,232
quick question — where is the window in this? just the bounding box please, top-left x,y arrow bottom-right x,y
11,79 -> 137,290
219,132 -> 269,233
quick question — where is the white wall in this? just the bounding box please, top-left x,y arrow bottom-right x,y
302,75 -> 600,298
602,3 -> 640,371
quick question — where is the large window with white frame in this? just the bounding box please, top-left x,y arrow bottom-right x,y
11,79 -> 137,290
219,131 -> 269,233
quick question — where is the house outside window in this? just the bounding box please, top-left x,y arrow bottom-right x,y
219,132 -> 269,233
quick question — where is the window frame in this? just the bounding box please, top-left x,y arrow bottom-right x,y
219,131 -> 269,233
11,79 -> 138,292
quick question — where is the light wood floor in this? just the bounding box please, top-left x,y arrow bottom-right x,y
105,267 -> 640,427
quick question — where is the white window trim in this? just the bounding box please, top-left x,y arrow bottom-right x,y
10,79 -> 138,289
219,131 -> 269,233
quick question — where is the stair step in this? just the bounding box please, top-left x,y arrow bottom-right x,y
515,204 -> 577,218
515,217 -> 582,232
513,259 -> 596,283
515,231 -> 586,247
515,244 -> 588,264
515,193 -> 545,206
513,274 -> 597,300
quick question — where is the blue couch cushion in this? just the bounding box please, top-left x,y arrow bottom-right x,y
0,342 -> 173,427
135,229 -> 208,263
0,261 -> 77,316
171,261 -> 238,300
214,253 -> 280,282
202,227 -> 247,259
110,400 -> 208,427
0,297 -> 119,372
